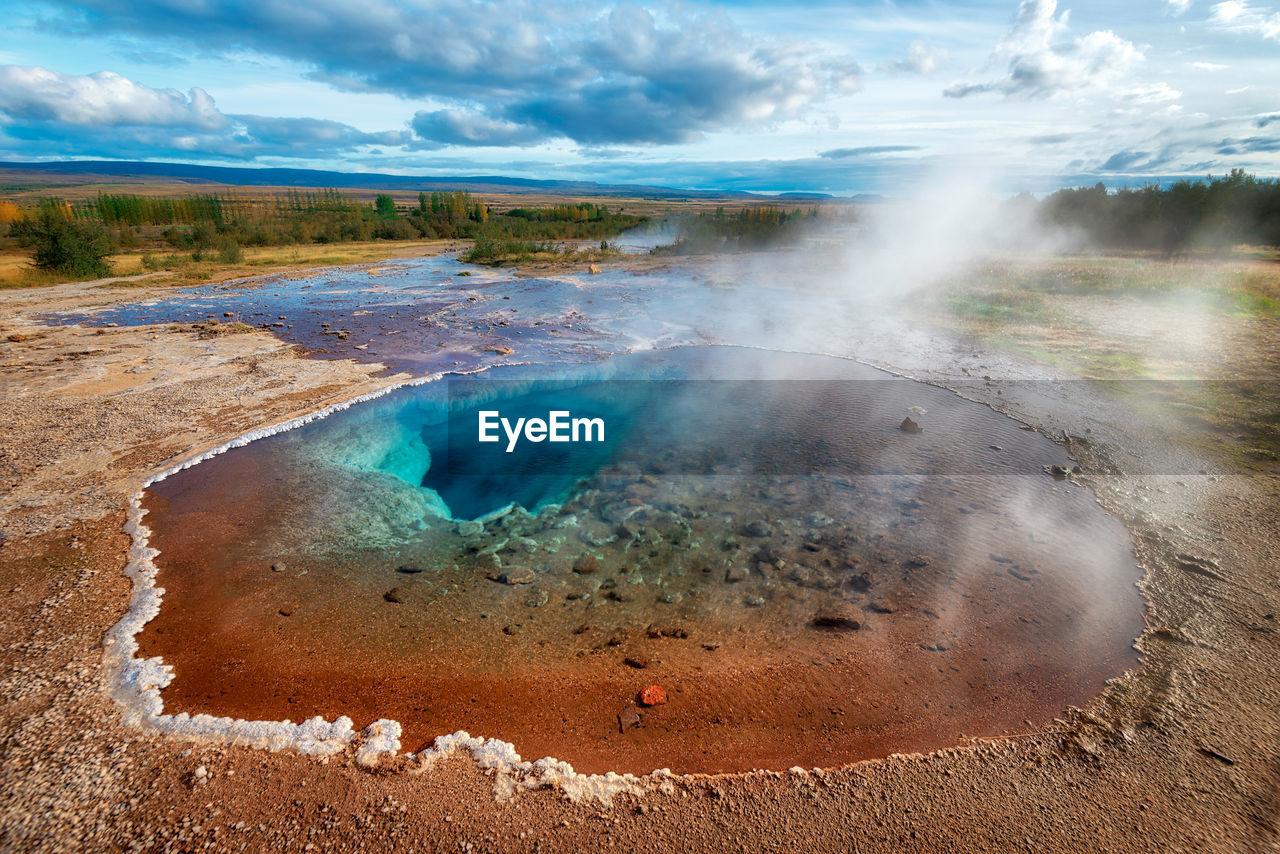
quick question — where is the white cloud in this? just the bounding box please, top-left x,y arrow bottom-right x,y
410,109 -> 544,147
1121,83 -> 1183,103
943,0 -> 1146,99
0,66 -> 225,130
1166,0 -> 1193,15
33,0 -> 862,147
1191,61 -> 1229,69
0,65 -> 409,159
881,42 -> 948,74
1209,1 -> 1280,39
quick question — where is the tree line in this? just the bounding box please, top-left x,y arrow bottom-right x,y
1037,169 -> 1280,253
654,206 -> 822,254
3,188 -> 645,278
13,170 -> 1276,279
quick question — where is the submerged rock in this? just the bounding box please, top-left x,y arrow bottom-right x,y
384,588 -> 407,604
456,520 -> 484,538
600,501 -> 640,525
745,520 -> 773,537
812,608 -> 862,631
847,573 -> 872,593
579,526 -> 615,547
499,567 -> 536,585
473,553 -> 500,572
900,416 -> 923,434
504,536 -> 539,554
572,554 -> 599,574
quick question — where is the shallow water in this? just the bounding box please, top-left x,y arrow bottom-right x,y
50,244 -> 968,381
137,345 -> 1142,774
55,251 -> 717,375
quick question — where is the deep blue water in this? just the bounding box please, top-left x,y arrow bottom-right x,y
278,346 -> 1076,521
419,381 -> 639,519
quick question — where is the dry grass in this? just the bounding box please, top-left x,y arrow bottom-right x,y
936,254 -> 1280,327
0,239 -> 455,290
919,253 -> 1280,470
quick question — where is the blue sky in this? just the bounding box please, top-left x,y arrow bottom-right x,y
0,0 -> 1276,193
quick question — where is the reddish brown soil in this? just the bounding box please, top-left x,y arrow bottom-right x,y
137,447 -> 1141,776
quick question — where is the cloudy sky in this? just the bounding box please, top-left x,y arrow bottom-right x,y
0,0 -> 1277,193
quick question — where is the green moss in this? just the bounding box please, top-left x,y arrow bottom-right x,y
1222,288 -> 1280,318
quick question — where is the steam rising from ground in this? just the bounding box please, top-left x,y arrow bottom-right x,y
681,167 -> 1261,389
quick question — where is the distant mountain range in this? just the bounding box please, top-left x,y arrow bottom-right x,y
0,160 -> 885,202
0,159 -> 766,199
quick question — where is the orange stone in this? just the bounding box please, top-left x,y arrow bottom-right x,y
638,685 -> 667,706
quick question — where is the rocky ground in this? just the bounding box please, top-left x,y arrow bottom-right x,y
0,266 -> 1278,852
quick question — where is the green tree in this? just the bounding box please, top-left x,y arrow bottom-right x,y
374,194 -> 397,219
13,201 -> 113,278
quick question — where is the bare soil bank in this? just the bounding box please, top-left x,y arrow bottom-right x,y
0,266 -> 1277,852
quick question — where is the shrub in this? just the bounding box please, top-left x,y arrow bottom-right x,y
372,218 -> 416,240
217,238 -> 244,264
12,202 -> 113,278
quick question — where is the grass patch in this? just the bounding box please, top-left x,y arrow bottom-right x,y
0,263 -> 117,289
463,237 -> 622,267
920,255 -> 1280,472
181,320 -> 256,338
955,256 -> 1280,319
464,238 -> 558,264
0,239 -> 451,289
1222,288 -> 1280,318
1088,350 -> 1147,377
943,289 -> 1065,325
1163,380 -> 1280,471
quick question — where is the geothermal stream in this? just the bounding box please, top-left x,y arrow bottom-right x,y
77,252 -> 1144,800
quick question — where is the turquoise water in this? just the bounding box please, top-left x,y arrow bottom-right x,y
419,381 -> 640,520
280,346 -> 1077,522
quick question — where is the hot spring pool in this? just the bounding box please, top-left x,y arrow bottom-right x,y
134,345 -> 1142,775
